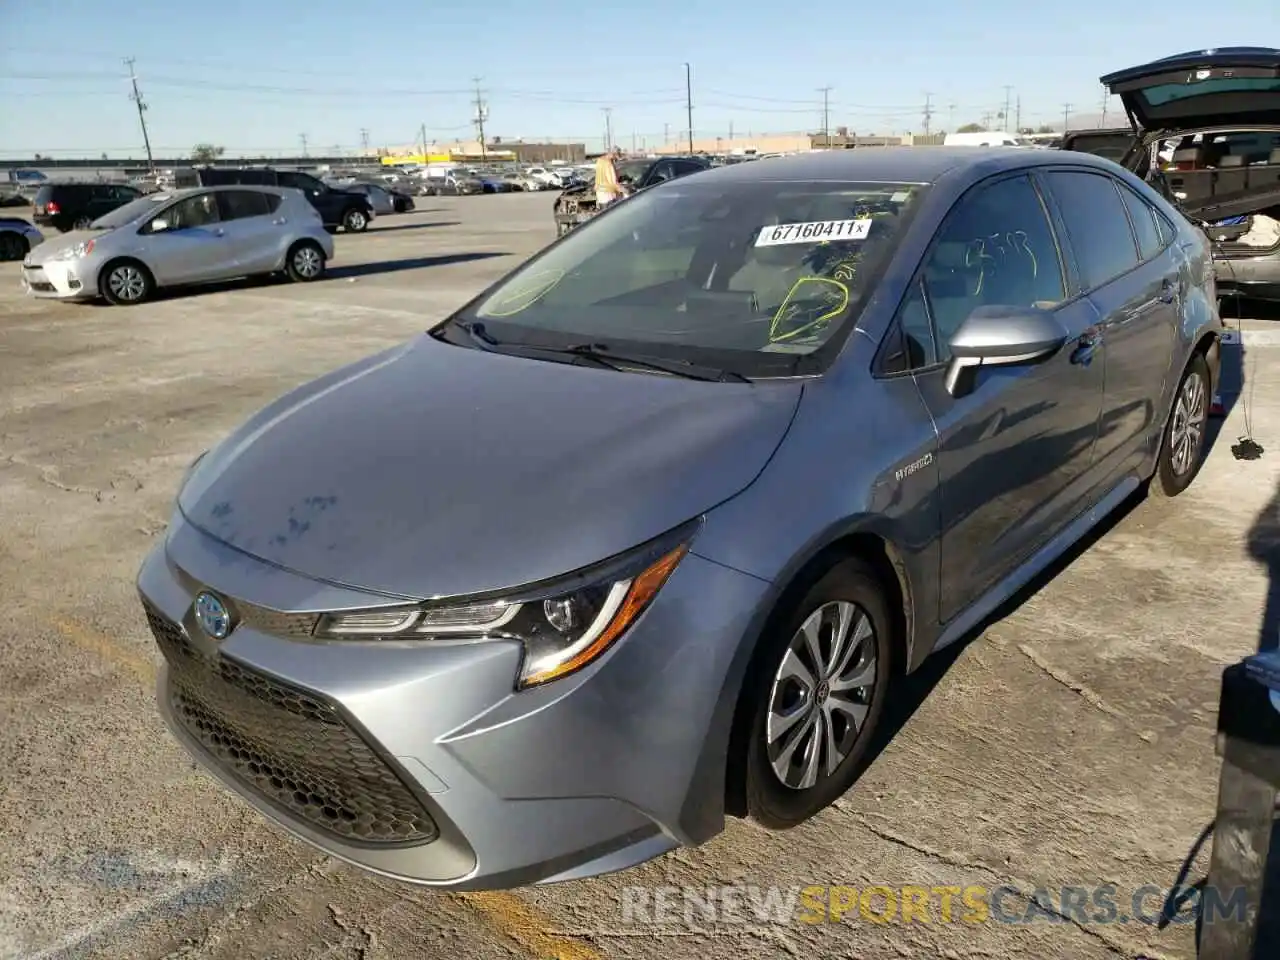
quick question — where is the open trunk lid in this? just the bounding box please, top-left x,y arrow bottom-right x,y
1057,128 -> 1136,163
1100,47 -> 1280,132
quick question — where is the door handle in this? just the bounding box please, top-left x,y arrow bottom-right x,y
1158,278 -> 1177,304
1070,333 -> 1098,366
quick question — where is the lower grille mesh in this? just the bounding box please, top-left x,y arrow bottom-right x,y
145,603 -> 437,845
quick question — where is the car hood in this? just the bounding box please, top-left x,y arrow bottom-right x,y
178,334 -> 803,600
1101,47 -> 1280,132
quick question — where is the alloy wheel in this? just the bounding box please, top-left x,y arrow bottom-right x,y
293,246 -> 323,278
107,265 -> 147,302
1169,370 -> 1206,476
766,600 -> 877,790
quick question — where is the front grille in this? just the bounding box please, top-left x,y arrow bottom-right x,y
144,603 -> 438,845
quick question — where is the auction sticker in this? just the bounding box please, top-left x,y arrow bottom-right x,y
755,219 -> 872,247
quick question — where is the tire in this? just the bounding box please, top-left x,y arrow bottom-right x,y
73,215 -> 93,230
342,208 -> 368,232
285,240 -> 326,283
1151,352 -> 1212,498
99,259 -> 154,305
742,559 -> 894,829
0,232 -> 28,261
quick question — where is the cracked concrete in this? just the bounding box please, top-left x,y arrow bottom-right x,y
2,193 -> 1278,960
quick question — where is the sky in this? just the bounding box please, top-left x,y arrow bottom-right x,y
0,0 -> 1274,159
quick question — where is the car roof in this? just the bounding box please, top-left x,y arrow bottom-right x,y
143,184 -> 294,202
680,146 -> 1119,186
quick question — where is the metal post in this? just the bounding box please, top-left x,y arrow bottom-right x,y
684,63 -> 694,155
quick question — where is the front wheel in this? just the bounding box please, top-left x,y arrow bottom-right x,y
99,260 -> 154,305
342,208 -> 369,232
742,559 -> 893,829
1151,352 -> 1212,497
285,241 -> 326,282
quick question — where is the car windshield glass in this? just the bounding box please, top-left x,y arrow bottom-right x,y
91,194 -> 172,228
465,178 -> 926,377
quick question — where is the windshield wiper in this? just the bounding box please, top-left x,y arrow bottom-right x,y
441,317 -> 501,351
561,342 -> 752,383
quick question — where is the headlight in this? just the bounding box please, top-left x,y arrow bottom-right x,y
314,527 -> 696,689
51,239 -> 95,261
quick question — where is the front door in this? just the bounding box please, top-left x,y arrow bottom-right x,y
906,172 -> 1106,623
1039,170 -> 1180,481
140,192 -> 232,285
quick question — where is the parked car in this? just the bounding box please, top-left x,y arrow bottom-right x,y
554,155 -> 709,235
32,182 -> 143,233
1063,47 -> 1280,302
0,217 -> 43,260
22,186 -> 333,305
342,182 -> 397,216
137,148 -> 1221,891
475,173 -> 513,194
421,173 -> 482,196
501,172 -> 540,191
173,166 -> 374,233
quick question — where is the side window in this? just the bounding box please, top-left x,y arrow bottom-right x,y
880,280 -> 937,374
1154,208 -> 1177,247
218,190 -> 271,221
920,174 -> 1065,360
1042,171 -> 1140,289
146,193 -> 220,233
1118,183 -> 1164,261
672,160 -> 704,178
262,192 -> 283,214
279,171 -> 321,192
647,161 -> 676,184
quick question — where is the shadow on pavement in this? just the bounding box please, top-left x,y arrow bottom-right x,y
328,252 -> 507,279
365,220 -> 462,234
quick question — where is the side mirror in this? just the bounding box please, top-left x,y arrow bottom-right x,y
944,304 -> 1069,398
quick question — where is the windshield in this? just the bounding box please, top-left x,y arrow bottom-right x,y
91,194 -> 173,229
466,178 -> 926,377
615,160 -> 651,184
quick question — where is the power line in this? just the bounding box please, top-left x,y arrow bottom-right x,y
124,57 -> 154,174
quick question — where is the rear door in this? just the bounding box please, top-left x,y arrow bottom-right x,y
1038,168 -> 1179,483
215,189 -> 283,274
903,172 -> 1106,622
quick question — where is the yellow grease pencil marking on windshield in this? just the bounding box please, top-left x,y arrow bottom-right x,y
483,268 -> 565,317
769,277 -> 849,343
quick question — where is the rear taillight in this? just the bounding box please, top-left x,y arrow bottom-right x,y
45,201 -> 61,215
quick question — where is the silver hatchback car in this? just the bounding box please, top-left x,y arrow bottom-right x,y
138,148 -> 1222,891
22,185 -> 334,305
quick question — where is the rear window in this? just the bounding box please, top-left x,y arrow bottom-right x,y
1141,76 -> 1280,106
468,178 -> 926,376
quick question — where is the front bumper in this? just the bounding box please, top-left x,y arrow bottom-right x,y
21,259 -> 93,299
138,513 -> 769,889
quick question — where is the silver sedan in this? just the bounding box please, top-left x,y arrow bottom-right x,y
21,185 -> 335,305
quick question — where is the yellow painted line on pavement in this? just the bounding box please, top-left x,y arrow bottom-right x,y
47,615 -> 595,960
51,614 -> 157,685
457,891 -> 603,960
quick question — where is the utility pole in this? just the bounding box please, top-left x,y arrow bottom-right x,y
825,88 -> 832,147
1002,85 -> 1013,131
728,119 -> 734,142
603,107 -> 613,152
663,122 -> 669,146
360,128 -> 370,154
684,63 -> 694,154
922,92 -> 934,137
948,102 -> 957,131
299,133 -> 309,157
472,78 -> 488,162
1062,102 -> 1072,132
419,123 -> 428,162
1100,84 -> 1109,127
631,131 -> 637,152
1015,95 -> 1022,134
981,112 -> 992,130
124,58 -> 155,174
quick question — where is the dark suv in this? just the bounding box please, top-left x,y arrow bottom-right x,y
173,167 -> 374,233
32,182 -> 142,233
